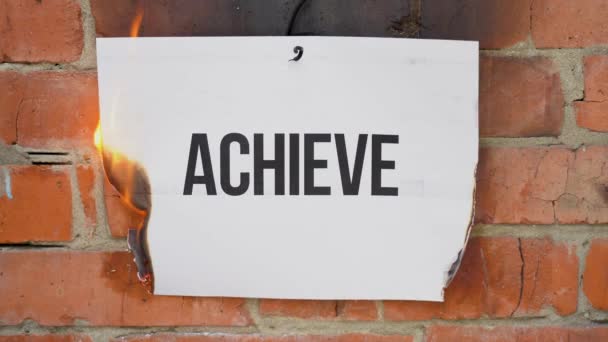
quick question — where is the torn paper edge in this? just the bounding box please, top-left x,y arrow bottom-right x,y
442,163 -> 478,296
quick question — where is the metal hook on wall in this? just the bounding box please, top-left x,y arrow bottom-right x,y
289,46 -> 304,62
286,0 -> 311,62
286,0 -> 311,36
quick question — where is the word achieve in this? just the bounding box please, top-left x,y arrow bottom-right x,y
184,133 -> 399,196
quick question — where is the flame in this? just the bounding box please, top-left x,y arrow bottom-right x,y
130,0 -> 145,38
97,0 -> 149,231
106,152 -> 148,222
95,121 -> 147,221
94,122 -> 102,148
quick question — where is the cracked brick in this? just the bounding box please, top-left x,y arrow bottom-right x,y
258,299 -> 377,321
555,146 -> 608,224
384,237 -> 578,320
0,251 -> 252,326
426,326 -> 608,342
476,147 -> 608,224
0,71 -> 99,149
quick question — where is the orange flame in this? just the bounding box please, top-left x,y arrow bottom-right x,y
94,122 -> 102,148
97,0 -> 149,225
95,120 -> 147,220
130,0 -> 145,38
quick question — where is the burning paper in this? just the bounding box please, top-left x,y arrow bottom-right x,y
96,37 -> 478,300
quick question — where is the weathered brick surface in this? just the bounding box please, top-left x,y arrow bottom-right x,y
338,300 -> 378,321
583,56 -> 608,102
0,73 -> 19,144
426,326 -> 608,341
113,334 -> 412,342
384,237 -> 578,320
0,0 -> 83,63
91,0 -> 408,37
258,300 -> 376,320
0,251 -> 252,326
552,146 -> 608,223
0,72 -> 99,149
0,166 -> 72,242
480,57 -> 563,137
583,239 -> 608,310
476,147 -> 608,224
576,56 -> 608,132
259,300 -> 338,319
76,165 -> 97,231
0,336 -> 91,342
532,0 -> 608,48
420,0 -> 530,49
576,102 -> 608,132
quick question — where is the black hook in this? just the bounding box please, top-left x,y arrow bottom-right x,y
289,46 -> 304,62
286,0 -> 311,36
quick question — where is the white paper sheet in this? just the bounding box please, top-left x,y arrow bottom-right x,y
96,37 -> 478,301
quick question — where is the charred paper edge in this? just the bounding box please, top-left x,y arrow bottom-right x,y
442,163 -> 477,296
100,152 -> 155,293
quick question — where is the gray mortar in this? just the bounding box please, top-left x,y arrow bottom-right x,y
0,143 -> 30,164
73,0 -> 98,70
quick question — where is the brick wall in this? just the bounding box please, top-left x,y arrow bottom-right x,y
1,0 -> 608,341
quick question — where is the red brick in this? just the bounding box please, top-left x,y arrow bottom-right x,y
576,101 -> 608,132
0,71 -> 99,149
480,57 -> 563,137
420,0 -> 530,49
0,336 -> 91,342
426,326 -> 608,342
0,0 -> 83,63
258,300 -> 377,320
583,239 -> 608,310
338,300 -> 378,321
384,237 -> 578,320
113,334 -> 412,342
554,146 -> 608,224
476,147 -> 608,224
584,56 -> 608,102
517,239 -> 578,316
76,165 -> 97,231
259,300 -> 337,319
0,73 -> 19,144
0,166 -> 72,242
0,251 -> 251,326
532,0 -> 608,48
576,56 -> 608,132
476,147 -> 569,224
